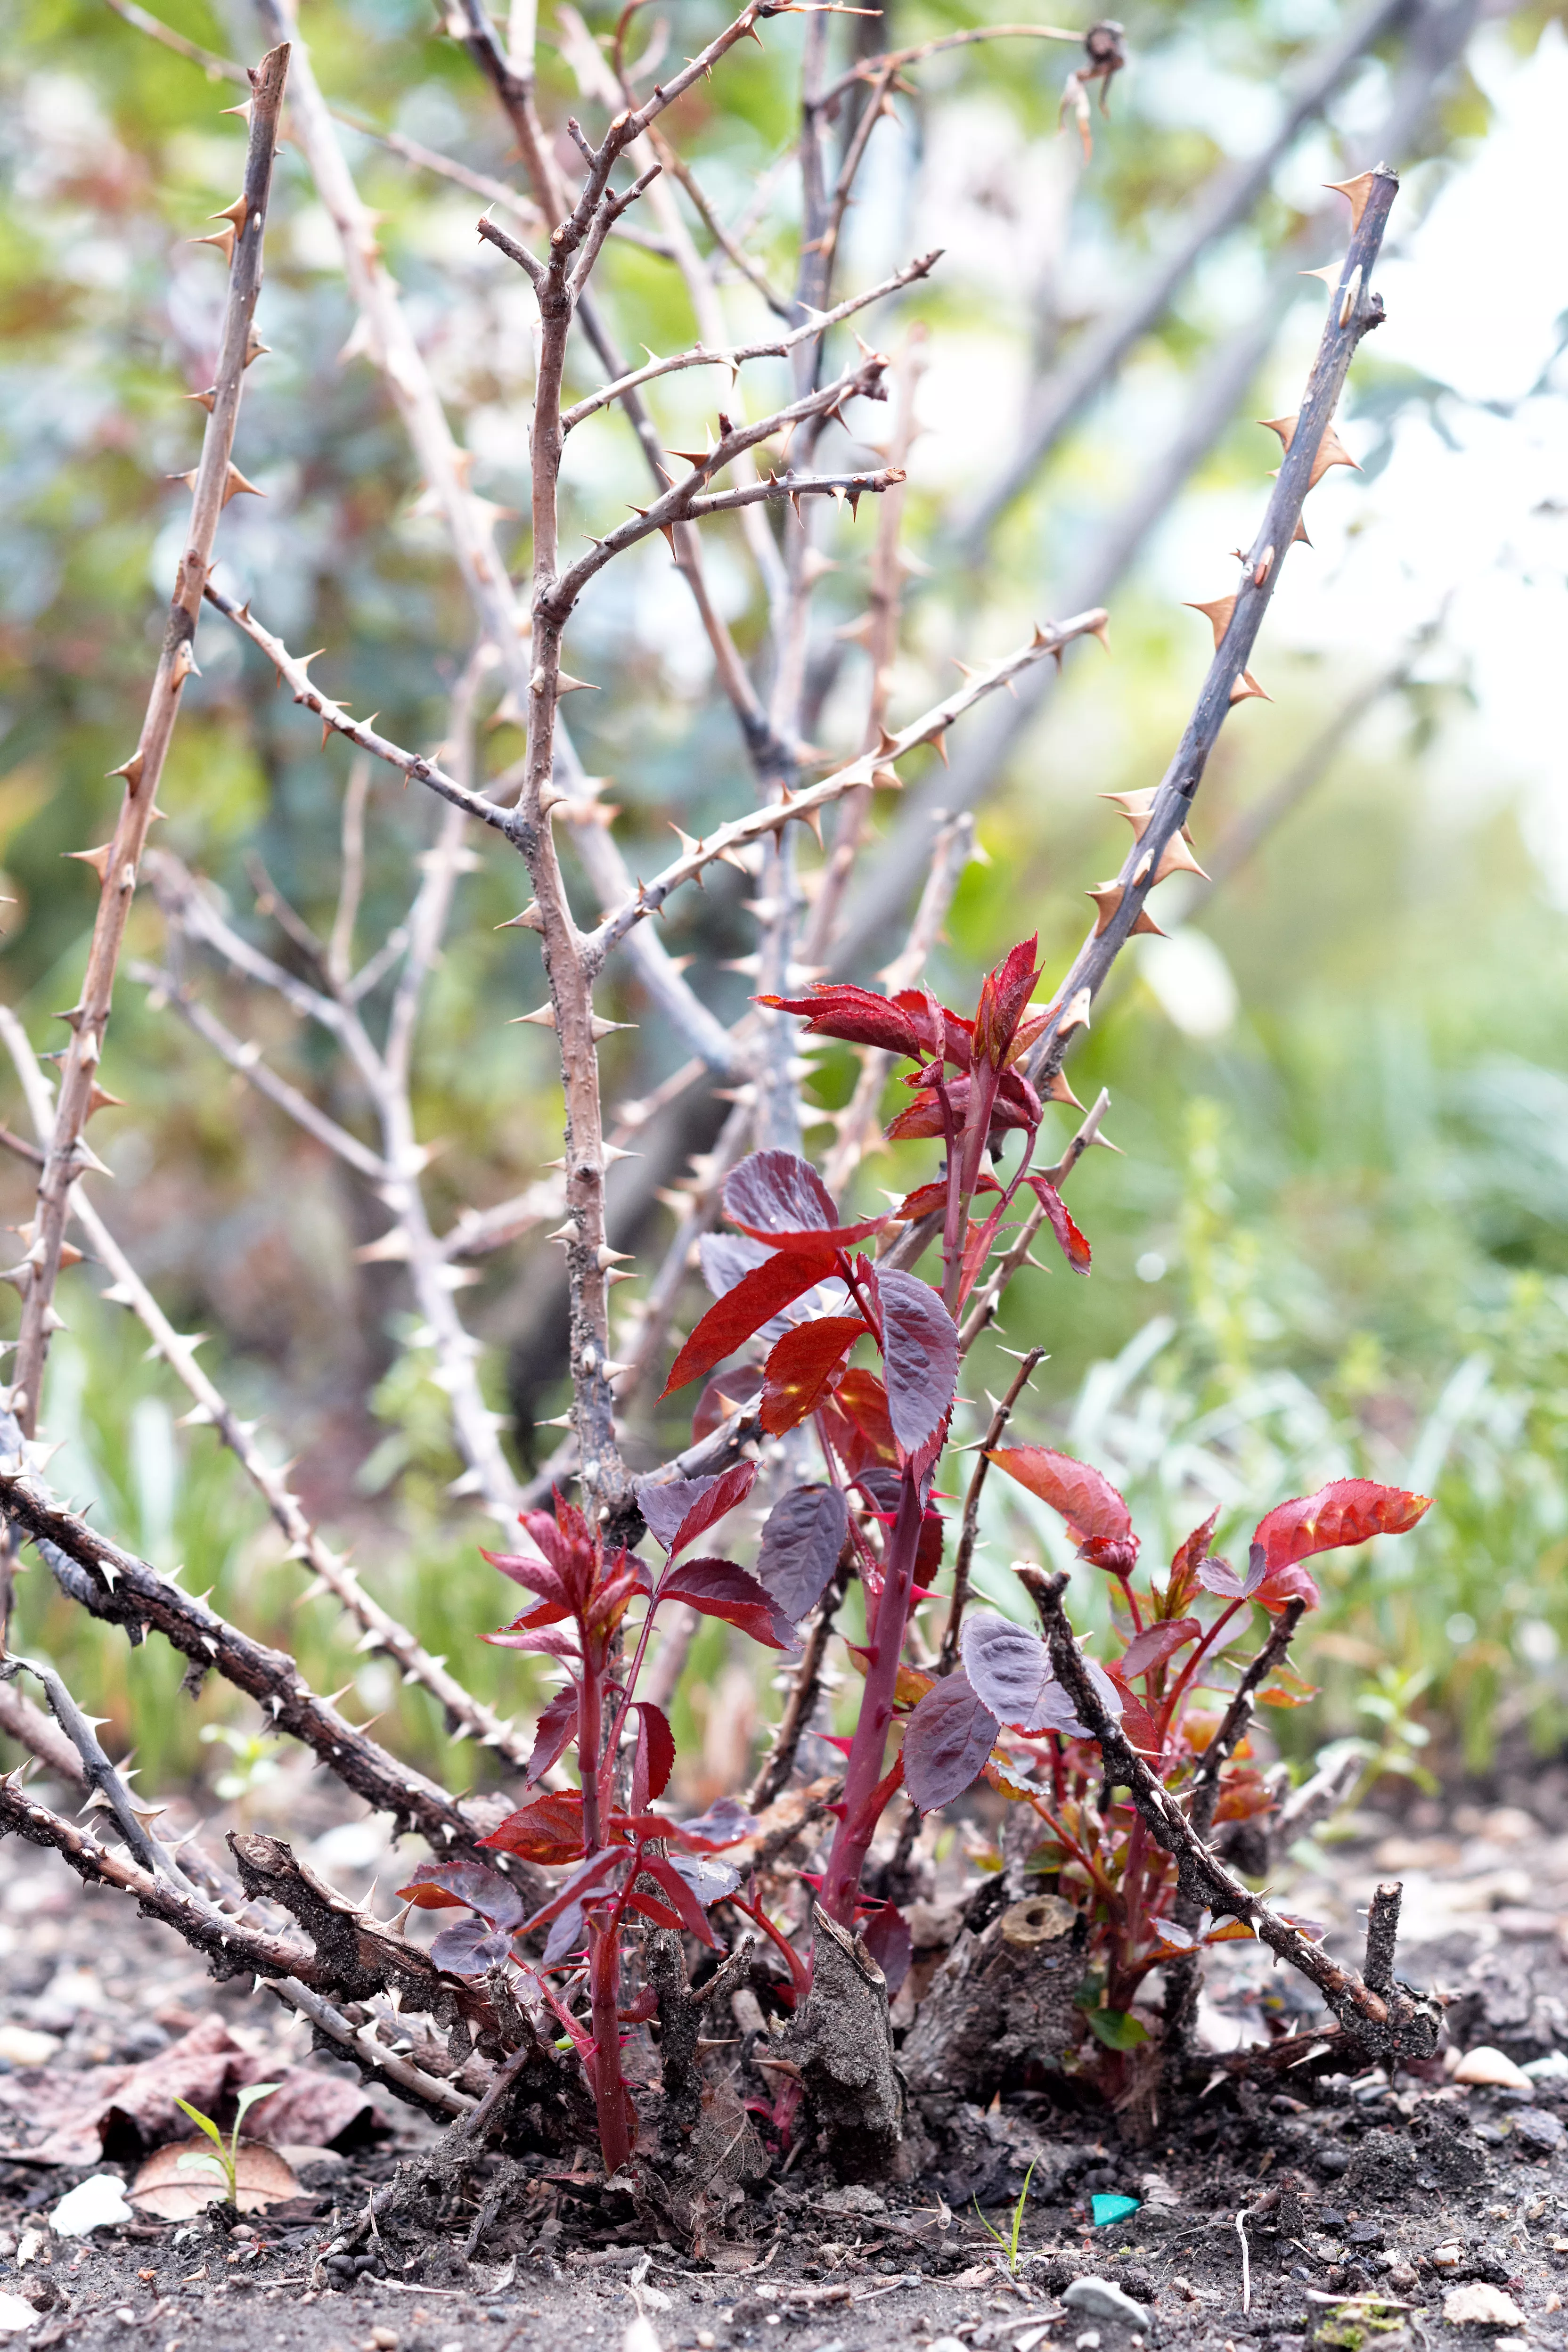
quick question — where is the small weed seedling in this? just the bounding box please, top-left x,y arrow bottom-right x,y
974,2158 -> 1037,2275
172,2082 -> 281,2211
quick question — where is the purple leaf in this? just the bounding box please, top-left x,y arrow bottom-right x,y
525,1686 -> 578,1785
902,1672 -> 1000,1811
637,1459 -> 759,1558
397,1858 -> 526,1931
723,1149 -> 838,1237
755,1484 -> 850,1622
541,1899 -> 587,1968
960,1611 -> 1124,1736
859,1903 -> 914,1996
676,1796 -> 760,1850
642,1854 -> 720,1946
870,1267 -> 958,1459
430,1916 -> 515,1976
666,1850 -> 742,1907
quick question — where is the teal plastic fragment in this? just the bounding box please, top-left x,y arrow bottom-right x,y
1091,2193 -> 1141,2228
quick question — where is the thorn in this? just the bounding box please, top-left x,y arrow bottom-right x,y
65,844 -> 114,883
556,672 -> 598,695
1301,262 -> 1340,287
1044,1069 -> 1084,1111
1323,171 -> 1376,234
221,462 -> 265,507
514,1003 -> 557,1029
184,386 -> 217,414
1258,415 -> 1358,493
590,1016 -> 637,1041
107,751 -> 145,789
596,1246 -> 632,1269
191,226 -> 237,264
548,1221 -> 580,1245
499,903 -> 544,931
1058,987 -> 1092,1037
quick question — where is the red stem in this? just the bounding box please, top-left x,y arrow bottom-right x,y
820,1463 -> 923,1923
1158,1596 -> 1245,1736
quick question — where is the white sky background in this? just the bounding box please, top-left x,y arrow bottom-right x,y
1159,20 -> 1568,901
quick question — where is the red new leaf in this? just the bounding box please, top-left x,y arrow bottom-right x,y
817,1367 -> 899,1473
477,1789 -> 586,1865
1119,1617 -> 1200,1682
630,1702 -> 676,1809
525,1685 -> 579,1784
637,1459 -> 760,1559
1250,1479 -> 1432,1576
658,1556 -> 793,1649
1025,1175 -> 1092,1274
973,936 -> 1041,1071
901,1672 -> 1000,1812
868,1266 -> 958,1461
755,1482 -> 850,1621
483,1621 -> 582,1659
662,1248 -> 834,1394
985,1446 -> 1137,1567
755,984 -> 926,1058
759,1316 -> 868,1435
1166,1509 -> 1220,1613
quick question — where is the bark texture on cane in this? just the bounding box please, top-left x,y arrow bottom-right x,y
901,1895 -> 1085,2107
783,1904 -> 909,2179
12,41 -> 290,1435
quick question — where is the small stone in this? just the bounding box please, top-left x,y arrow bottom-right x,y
1512,2107 -> 1565,2151
370,2331 -> 399,2349
1442,2281 -> 1526,2328
49,2177 -> 132,2238
0,2296 -> 39,2338
927,2339 -> 967,2352
1063,2278 -> 1151,2331
1454,2047 -> 1532,2090
1075,2336 -> 1100,2351
0,2028 -> 61,2069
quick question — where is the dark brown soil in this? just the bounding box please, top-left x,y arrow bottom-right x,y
8,1783 -> 1568,2352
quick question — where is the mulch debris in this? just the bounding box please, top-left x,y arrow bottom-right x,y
8,1786 -> 1568,2349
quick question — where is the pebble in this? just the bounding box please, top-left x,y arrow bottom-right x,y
927,2339 -> 967,2352
1063,2278 -> 1151,2331
1512,2107 -> 1566,2151
49,2176 -> 132,2238
1441,2282 -> 1526,2328
0,2293 -> 40,2337
0,2027 -> 60,2069
1453,2046 -> 1532,2090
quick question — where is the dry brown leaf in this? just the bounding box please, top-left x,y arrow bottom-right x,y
128,2135 -> 300,2219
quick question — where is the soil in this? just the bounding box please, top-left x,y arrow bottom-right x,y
8,1772 -> 1568,2352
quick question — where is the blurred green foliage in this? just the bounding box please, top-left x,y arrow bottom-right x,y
0,0 -> 1565,1810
